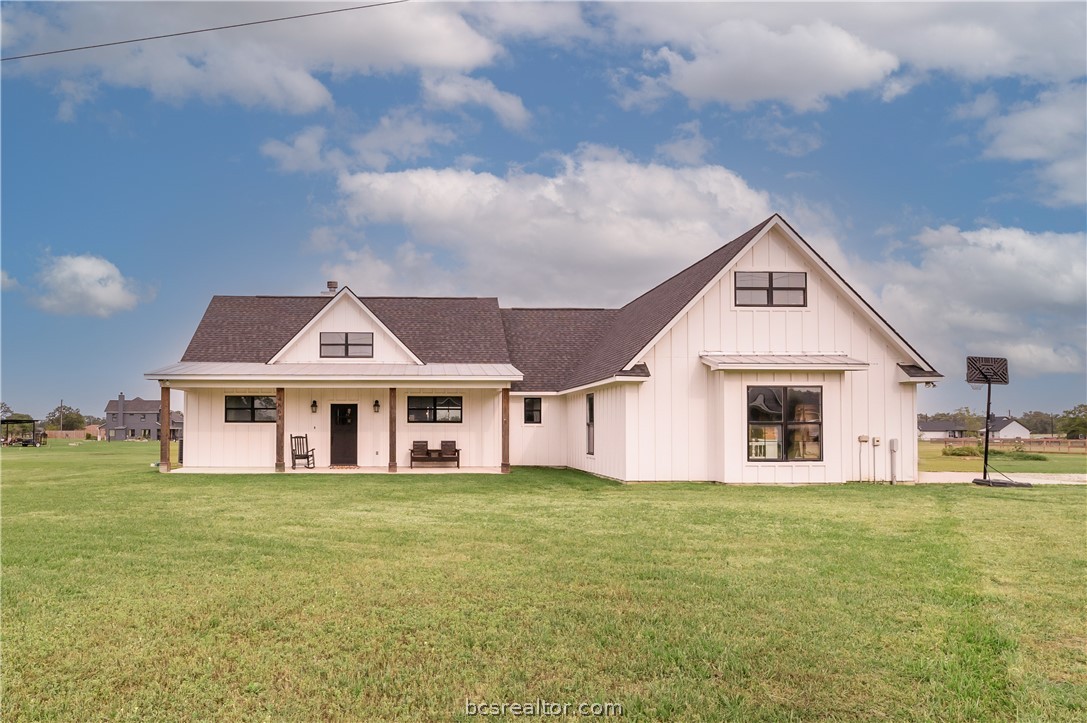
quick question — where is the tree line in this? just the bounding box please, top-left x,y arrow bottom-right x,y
919,404 -> 1087,439
0,401 -> 106,431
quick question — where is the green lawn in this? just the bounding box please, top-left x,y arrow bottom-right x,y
3,443 -> 1085,721
919,441 -> 1087,474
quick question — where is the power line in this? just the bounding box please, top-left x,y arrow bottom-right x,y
1,0 -> 410,62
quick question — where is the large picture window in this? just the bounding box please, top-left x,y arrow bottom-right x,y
747,386 -> 822,461
735,272 -> 807,307
225,395 -> 277,423
320,332 -> 374,358
407,396 -> 463,423
524,397 -> 542,424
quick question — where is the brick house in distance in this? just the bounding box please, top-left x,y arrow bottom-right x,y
104,393 -> 183,441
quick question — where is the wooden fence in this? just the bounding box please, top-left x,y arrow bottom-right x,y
936,437 -> 1087,454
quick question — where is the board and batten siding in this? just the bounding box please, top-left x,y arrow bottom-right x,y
274,296 -> 416,364
625,226 -> 919,483
509,395 -> 568,467
563,385 -> 628,480
394,388 -> 502,468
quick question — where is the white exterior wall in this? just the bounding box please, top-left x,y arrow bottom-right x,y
182,387 -> 277,468
509,395 -> 568,466
563,385 -> 627,480
622,226 -> 920,483
992,421 -> 1030,439
275,295 -> 416,364
395,388 -> 501,469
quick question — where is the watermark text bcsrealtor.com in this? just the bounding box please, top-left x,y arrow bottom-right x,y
465,698 -> 623,717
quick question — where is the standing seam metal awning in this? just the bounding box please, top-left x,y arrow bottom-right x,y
145,361 -> 523,382
700,354 -> 869,371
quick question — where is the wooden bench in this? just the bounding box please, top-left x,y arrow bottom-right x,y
291,434 -> 316,469
409,440 -> 460,468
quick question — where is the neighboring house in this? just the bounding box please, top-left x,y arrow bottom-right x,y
987,415 -> 1030,440
104,393 -> 183,441
146,215 -> 941,482
918,420 -> 969,440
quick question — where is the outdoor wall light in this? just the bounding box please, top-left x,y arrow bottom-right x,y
311,400 -> 318,414
373,399 -> 381,414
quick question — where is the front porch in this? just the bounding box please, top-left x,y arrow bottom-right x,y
149,369 -> 520,473
170,465 -> 505,475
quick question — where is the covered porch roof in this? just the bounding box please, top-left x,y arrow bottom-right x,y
700,353 -> 869,372
145,361 -> 523,385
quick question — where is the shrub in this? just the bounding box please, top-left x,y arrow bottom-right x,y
942,446 -> 982,457
85,432 -> 93,440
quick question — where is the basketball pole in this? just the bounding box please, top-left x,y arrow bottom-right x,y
982,374 -> 992,481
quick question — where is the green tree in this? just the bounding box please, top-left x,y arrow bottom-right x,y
44,405 -> 86,431
927,406 -> 984,433
1057,404 -> 1087,439
1019,410 -> 1058,435
2,412 -> 35,439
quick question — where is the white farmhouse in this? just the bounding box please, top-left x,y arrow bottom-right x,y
146,215 -> 941,483
987,415 -> 1031,440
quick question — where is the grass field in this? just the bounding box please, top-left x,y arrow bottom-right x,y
3,443 -> 1085,721
918,441 -> 1087,474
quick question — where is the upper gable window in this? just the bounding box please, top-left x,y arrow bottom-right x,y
320,332 -> 373,358
735,272 -> 807,307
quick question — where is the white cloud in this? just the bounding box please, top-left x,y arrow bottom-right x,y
655,121 -> 711,165
952,90 -> 1000,121
322,242 -> 456,297
980,83 -> 1087,206
33,254 -> 149,317
53,78 -> 97,122
1,270 -> 19,291
421,73 -> 530,131
618,20 -> 898,112
4,3 -> 499,114
333,144 -> 773,306
261,126 -> 336,174
874,225 -> 1087,377
745,114 -> 823,157
349,109 -> 457,171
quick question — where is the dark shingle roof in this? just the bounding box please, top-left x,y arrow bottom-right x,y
899,364 -> 942,378
363,297 -> 510,364
501,308 -> 620,391
181,295 -> 510,365
918,420 -> 968,432
182,296 -> 329,362
988,415 -> 1021,433
561,217 -> 772,390
104,397 -> 163,413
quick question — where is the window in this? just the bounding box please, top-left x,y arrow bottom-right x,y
586,393 -> 595,455
407,396 -> 462,423
320,331 -> 374,358
225,395 -> 277,423
141,414 -> 146,421
735,272 -> 807,307
524,397 -> 542,424
748,386 -> 822,461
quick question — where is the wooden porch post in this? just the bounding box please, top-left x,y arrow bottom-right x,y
275,387 -> 285,472
159,383 -> 171,472
501,387 -> 510,474
388,388 -> 397,472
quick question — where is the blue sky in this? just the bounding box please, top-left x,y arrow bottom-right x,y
2,1 -> 1085,421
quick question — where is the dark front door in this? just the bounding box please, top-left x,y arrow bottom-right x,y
330,404 -> 358,465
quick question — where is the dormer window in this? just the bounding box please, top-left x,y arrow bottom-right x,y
320,332 -> 373,358
735,272 -> 807,307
